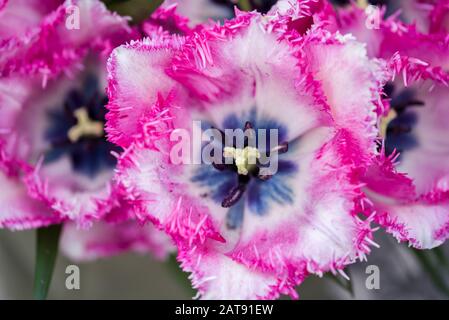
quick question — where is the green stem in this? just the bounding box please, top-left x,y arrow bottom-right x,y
33,224 -> 62,300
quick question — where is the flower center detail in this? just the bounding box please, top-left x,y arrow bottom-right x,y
382,83 -> 424,157
191,108 -> 297,229
209,120 -> 289,208
44,75 -> 120,178
223,146 -> 260,175
68,107 -> 104,143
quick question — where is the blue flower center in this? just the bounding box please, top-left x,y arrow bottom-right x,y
44,75 -> 120,178
191,108 -> 297,229
383,82 -> 423,157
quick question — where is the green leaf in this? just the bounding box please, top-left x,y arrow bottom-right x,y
33,224 -> 62,300
104,0 -> 164,25
411,249 -> 449,297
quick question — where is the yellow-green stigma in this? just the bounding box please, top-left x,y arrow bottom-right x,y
68,107 -> 104,143
223,146 -> 260,175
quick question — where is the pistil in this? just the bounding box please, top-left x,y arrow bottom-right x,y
223,146 -> 261,175
68,107 -> 104,142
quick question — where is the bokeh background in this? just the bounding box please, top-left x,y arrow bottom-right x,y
1,228 -> 448,299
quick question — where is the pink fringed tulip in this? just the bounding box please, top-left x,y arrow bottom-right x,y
107,6 -> 387,299
0,0 -> 174,260
335,3 -> 449,249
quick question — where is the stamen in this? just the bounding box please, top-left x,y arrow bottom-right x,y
244,121 -> 256,146
257,172 -> 273,181
211,126 -> 226,145
222,184 -> 246,208
68,108 -> 104,142
406,100 -> 425,107
394,99 -> 425,112
389,124 -> 412,135
212,162 -> 227,171
244,121 -> 253,131
271,141 -> 288,154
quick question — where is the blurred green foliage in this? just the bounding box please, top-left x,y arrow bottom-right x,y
103,0 -> 164,24
411,248 -> 449,297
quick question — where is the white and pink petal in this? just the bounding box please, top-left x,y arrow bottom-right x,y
0,0 -> 132,81
363,59 -> 449,249
178,243 -> 298,300
106,37 -> 186,147
0,174 -> 61,230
